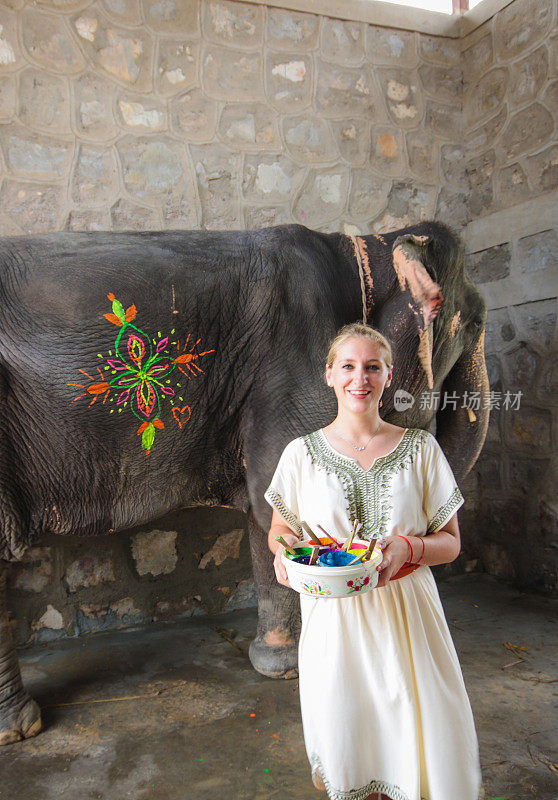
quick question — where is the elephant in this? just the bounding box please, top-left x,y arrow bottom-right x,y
0,221 -> 488,744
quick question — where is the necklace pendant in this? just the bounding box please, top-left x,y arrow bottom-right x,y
354,445 -> 365,451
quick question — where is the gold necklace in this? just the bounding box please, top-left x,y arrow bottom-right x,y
334,420 -> 382,452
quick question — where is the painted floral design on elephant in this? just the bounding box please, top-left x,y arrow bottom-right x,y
68,293 -> 214,454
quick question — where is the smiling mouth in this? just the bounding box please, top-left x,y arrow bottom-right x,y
348,390 -> 371,397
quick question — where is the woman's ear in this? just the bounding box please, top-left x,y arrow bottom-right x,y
325,363 -> 332,386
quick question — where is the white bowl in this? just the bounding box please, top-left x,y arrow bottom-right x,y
281,538 -> 383,598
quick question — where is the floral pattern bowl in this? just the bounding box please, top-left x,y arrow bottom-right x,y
281,538 -> 383,598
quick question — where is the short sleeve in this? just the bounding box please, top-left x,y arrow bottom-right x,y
422,434 -> 464,533
264,440 -> 303,537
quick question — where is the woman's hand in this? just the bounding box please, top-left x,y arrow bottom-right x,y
272,532 -> 300,587
376,535 -> 411,588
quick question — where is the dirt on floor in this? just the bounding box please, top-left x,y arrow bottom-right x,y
0,574 -> 556,800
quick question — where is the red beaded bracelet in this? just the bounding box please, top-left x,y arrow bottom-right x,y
395,534 -> 414,564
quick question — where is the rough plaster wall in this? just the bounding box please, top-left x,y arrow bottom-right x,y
1,0 -> 557,644
456,0 -> 558,594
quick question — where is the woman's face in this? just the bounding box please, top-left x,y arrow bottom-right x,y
325,337 -> 392,415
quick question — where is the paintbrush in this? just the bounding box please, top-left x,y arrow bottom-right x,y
342,519 -> 360,551
346,537 -> 378,566
309,545 -> 320,565
275,536 -> 297,556
301,522 -> 323,547
317,524 -> 341,549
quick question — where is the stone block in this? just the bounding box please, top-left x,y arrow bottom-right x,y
406,130 -> 438,179
242,153 -> 298,201
504,343 -> 540,390
161,184 -> 199,229
485,354 -> 503,392
419,34 -> 460,65
466,242 -> 511,284
71,144 -> 118,205
542,356 -> 558,403
484,404 -> 501,445
244,205 -> 290,229
465,150 -> 495,217
425,100 -> 461,140
440,144 -> 468,189
198,529 -> 244,569
155,38 -> 198,96
0,76 -> 15,120
265,8 -> 319,52
513,298 -> 556,348
131,529 -> 178,576
370,126 -> 405,176
0,180 -> 63,233
465,106 -> 507,153
347,168 -> 391,221
315,60 -> 380,119
434,185 -> 468,228
293,166 -> 350,227
331,118 -> 370,166
101,0 -> 142,25
462,33 -> 493,89
550,33 -> 558,79
0,8 -> 26,71
366,26 -> 416,66
509,46 -> 548,107
35,0 -> 91,8
377,68 -> 423,127
479,542 -> 515,579
111,197 -> 161,230
202,0 -> 262,48
226,578 -> 256,610
496,163 -> 532,206
74,14 -> 154,91
18,69 -> 70,133
73,73 -> 118,141
509,458 -> 551,495
465,68 -> 508,128
418,63 -> 462,102
494,0 -> 552,61
190,143 -> 242,229
64,554 -> 115,592
141,0 -> 199,34
10,559 -> 53,593
371,180 -> 437,233
117,95 -> 167,131
202,45 -> 263,101
153,597 -> 195,620
526,144 -> 558,193
265,52 -> 312,112
116,135 -> 185,198
4,128 -> 72,179
506,406 -> 551,451
321,19 -> 364,66
22,8 -> 84,72
484,307 -> 515,353
283,114 -> 336,163
170,88 -> 218,142
67,209 -> 110,231
472,454 -> 503,494
76,597 -> 143,633
517,229 -> 558,273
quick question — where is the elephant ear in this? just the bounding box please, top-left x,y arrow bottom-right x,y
392,234 -> 443,390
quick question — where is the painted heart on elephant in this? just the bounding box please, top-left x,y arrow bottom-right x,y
0,221 -> 488,744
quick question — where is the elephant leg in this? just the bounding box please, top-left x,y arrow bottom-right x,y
247,512 -> 300,679
0,561 -> 42,745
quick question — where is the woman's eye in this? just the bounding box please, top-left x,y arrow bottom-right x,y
367,365 -> 379,371
342,364 -> 353,369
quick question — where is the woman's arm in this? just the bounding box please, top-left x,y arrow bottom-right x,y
376,513 -> 461,588
268,509 -> 301,587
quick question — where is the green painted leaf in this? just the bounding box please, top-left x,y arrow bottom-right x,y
112,299 -> 126,322
142,424 -> 155,452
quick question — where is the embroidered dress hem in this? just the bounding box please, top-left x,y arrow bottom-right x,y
311,755 -> 415,800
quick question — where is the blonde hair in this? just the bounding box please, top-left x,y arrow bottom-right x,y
326,323 -> 393,369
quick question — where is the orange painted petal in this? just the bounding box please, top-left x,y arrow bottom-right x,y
137,422 -> 149,435
104,312 -> 123,326
87,382 -> 109,395
125,305 -> 137,322
107,293 -> 115,301
153,419 -> 164,429
173,354 -> 194,363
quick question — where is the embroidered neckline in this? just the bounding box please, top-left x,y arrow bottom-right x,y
303,427 -> 428,540
319,427 -> 409,472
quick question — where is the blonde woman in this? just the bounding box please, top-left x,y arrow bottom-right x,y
266,323 -> 481,800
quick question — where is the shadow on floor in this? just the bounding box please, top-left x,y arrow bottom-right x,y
1,574 -> 556,800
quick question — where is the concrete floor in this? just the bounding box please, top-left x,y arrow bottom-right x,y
1,574 -> 557,800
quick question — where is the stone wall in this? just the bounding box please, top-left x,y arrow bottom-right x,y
1,0 -> 557,645
457,0 -> 557,594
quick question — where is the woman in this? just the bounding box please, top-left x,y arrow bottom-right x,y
265,323 -> 482,800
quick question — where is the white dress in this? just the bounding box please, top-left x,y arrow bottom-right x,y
265,428 -> 482,800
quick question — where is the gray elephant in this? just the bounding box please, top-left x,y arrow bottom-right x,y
0,221 -> 488,744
